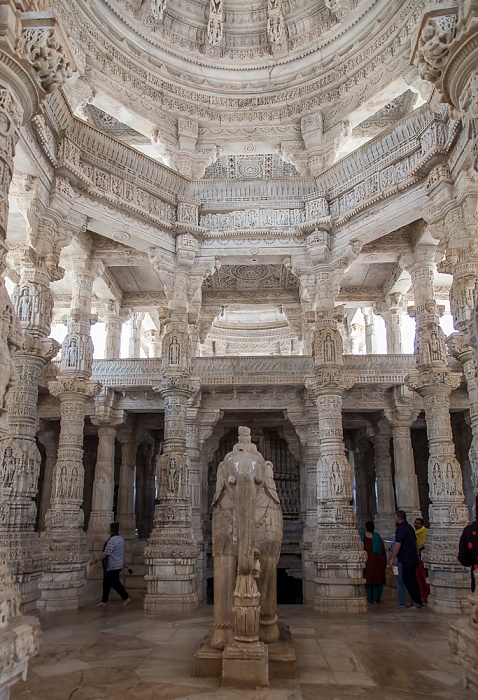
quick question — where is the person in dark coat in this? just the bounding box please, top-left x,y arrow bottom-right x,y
389,510 -> 423,608
458,495 -> 478,592
360,520 -> 387,604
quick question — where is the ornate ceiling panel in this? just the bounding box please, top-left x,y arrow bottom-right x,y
204,263 -> 299,290
203,154 -> 300,179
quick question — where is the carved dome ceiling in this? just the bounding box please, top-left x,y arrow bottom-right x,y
59,0 -> 425,176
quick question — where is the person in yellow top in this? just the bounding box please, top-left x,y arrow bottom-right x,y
414,517 -> 428,558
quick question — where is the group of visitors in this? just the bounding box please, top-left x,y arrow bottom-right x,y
361,510 -> 428,607
90,498 -> 478,609
361,495 -> 478,606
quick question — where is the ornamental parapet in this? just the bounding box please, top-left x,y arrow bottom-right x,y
27,93 -> 460,239
86,354 -> 452,391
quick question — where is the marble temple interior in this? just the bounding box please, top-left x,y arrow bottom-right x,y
0,0 -> 478,697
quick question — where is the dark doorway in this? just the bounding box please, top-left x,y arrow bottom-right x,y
277,568 -> 303,604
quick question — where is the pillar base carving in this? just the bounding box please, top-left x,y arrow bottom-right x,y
423,521 -> 471,615
0,547 -> 41,699
313,525 -> 367,614
144,512 -> 198,613
449,592 -> 478,692
0,531 -> 44,615
38,529 -> 88,612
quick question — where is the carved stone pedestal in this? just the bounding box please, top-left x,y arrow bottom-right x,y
449,592 -> 478,692
193,622 -> 296,687
0,548 -> 41,699
38,530 -> 89,612
222,642 -> 269,688
314,525 -> 368,614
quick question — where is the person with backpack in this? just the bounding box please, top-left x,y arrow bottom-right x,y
458,495 -> 478,592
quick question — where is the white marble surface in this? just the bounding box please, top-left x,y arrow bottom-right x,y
11,597 -> 469,700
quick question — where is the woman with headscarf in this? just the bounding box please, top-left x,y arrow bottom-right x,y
360,520 -> 387,604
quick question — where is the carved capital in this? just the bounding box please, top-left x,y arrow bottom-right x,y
405,368 -> 462,395
48,376 -> 102,399
18,21 -> 73,93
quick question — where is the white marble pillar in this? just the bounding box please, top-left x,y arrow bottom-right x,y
406,246 -> 469,613
37,426 -> 59,532
88,422 -> 119,542
372,421 -> 396,539
103,301 -> 123,360
127,312 -> 144,358
375,294 -> 405,354
117,423 -> 138,540
362,307 -> 378,354
145,319 -> 198,612
40,255 -> 102,611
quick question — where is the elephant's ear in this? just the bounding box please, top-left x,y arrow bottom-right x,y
263,460 -> 281,505
212,461 -> 226,506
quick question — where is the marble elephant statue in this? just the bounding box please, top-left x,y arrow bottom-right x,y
211,426 -> 283,650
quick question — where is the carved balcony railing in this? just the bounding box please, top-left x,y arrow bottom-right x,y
89,354 -> 429,390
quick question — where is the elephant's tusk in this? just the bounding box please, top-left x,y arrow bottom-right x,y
228,476 -> 236,485
254,476 -> 264,485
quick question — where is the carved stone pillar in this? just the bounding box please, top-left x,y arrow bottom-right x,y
307,304 -> 366,612
362,307 -> 378,354
39,378 -> 100,612
40,253 -> 102,610
375,294 -> 405,354
287,414 -> 320,605
37,425 -> 59,531
308,377 -> 366,613
191,408 -> 223,602
103,301 -> 124,360
127,312 -> 144,358
371,420 -> 396,539
439,237 -> 478,494
385,386 -> 421,518
145,320 -> 198,612
406,247 -> 469,613
0,239 -> 63,612
143,329 -> 162,358
0,3 -> 78,690
117,422 -> 138,540
88,422 -> 120,542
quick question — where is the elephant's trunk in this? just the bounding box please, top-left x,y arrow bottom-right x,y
235,475 -> 258,576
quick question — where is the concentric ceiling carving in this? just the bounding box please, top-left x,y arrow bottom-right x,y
204,264 -> 299,290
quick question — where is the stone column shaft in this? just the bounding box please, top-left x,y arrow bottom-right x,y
104,317 -> 122,359
117,427 -> 138,540
390,425 -> 421,516
37,428 -> 59,531
39,382 -> 99,611
88,425 -> 117,541
406,247 -> 469,613
372,422 -> 396,539
144,321 -> 198,613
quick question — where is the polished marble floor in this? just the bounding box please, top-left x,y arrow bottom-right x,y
11,596 -> 474,700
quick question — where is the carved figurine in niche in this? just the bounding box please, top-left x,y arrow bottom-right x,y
428,329 -> 443,362
330,460 -> 344,495
57,465 -> 68,498
0,288 -> 19,413
168,336 -> 180,365
17,285 -> 34,323
324,333 -> 336,363
211,427 -> 283,650
167,456 -> 178,495
65,337 -> 79,368
432,462 -> 445,496
69,466 -> 79,499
